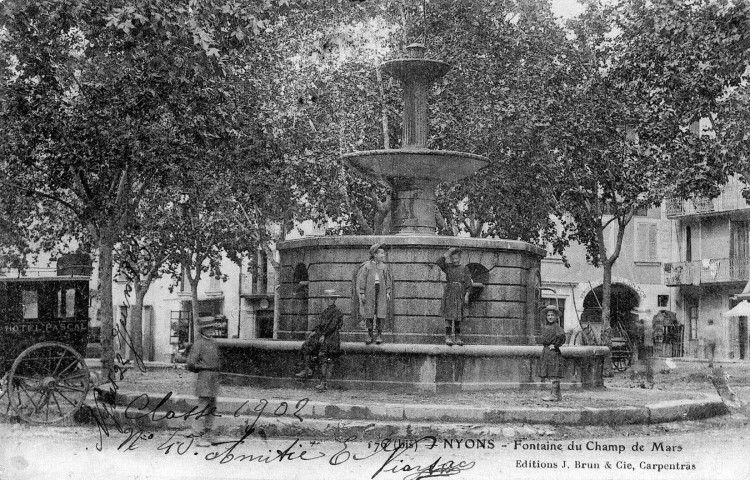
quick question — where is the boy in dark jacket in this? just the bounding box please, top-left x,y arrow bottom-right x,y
315,289 -> 344,391
295,326 -> 322,379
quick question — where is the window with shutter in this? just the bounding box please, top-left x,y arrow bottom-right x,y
730,220 -> 749,259
635,221 -> 659,262
657,219 -> 673,263
209,275 -> 221,292
648,223 -> 658,261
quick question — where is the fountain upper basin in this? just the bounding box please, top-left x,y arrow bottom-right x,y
343,148 -> 490,182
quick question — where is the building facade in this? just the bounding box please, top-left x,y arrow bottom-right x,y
663,175 -> 750,361
109,252 -> 276,363
540,205 -> 678,358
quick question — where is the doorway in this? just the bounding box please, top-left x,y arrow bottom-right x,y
740,317 -> 747,360
583,283 -> 640,336
256,309 -> 274,338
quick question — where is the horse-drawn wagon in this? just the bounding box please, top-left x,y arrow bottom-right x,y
0,276 -> 91,423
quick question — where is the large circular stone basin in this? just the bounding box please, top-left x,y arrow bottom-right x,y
276,235 -> 546,346
343,148 -> 490,182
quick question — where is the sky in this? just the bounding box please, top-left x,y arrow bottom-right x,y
551,0 -> 586,19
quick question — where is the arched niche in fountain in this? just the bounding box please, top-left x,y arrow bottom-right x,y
466,263 -> 489,302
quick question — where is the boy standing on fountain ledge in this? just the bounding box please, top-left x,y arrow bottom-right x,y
437,247 -> 483,346
357,243 -> 392,345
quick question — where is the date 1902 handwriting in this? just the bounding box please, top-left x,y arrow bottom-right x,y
87,382 -> 309,452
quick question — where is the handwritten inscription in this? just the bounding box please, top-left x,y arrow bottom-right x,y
88,427 -> 706,479
109,432 -> 475,480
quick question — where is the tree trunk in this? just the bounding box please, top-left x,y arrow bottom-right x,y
190,275 -> 201,343
601,260 -> 614,377
98,236 -> 116,379
129,279 -> 147,364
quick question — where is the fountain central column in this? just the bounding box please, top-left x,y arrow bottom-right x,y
387,44 -> 447,235
392,178 -> 437,234
402,68 -> 428,148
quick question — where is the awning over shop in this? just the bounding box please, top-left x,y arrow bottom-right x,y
723,300 -> 750,317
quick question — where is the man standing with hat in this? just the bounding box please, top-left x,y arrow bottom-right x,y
315,289 -> 345,391
702,319 -> 718,368
357,243 -> 392,345
186,316 -> 222,445
537,305 -> 566,402
437,247 -> 483,346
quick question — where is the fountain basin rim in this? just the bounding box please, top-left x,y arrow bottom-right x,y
216,339 -> 609,358
343,149 -> 491,182
277,235 -> 547,257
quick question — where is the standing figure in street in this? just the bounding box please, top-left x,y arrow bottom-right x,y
316,289 -> 344,391
703,319 -> 718,368
357,243 -> 392,345
437,247 -> 482,346
186,317 -> 222,446
639,316 -> 655,385
537,305 -> 566,402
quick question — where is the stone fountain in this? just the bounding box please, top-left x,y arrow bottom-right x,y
218,45 -> 606,392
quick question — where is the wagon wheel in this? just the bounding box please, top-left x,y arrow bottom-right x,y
0,372 -> 11,417
8,342 -> 90,423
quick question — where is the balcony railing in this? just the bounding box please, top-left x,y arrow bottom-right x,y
664,257 -> 750,286
665,179 -> 749,218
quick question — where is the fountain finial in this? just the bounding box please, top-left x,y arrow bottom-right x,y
406,43 -> 426,58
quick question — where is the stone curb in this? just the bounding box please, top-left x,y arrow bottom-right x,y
645,399 -> 729,423
76,405 -> 533,441
102,389 -> 727,427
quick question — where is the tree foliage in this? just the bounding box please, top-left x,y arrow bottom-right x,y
545,0 -> 750,372
0,0 -> 298,375
2,0 -> 749,375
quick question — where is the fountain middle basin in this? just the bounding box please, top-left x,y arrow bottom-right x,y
343,149 -> 490,182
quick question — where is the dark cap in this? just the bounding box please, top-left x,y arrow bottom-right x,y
369,243 -> 383,256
